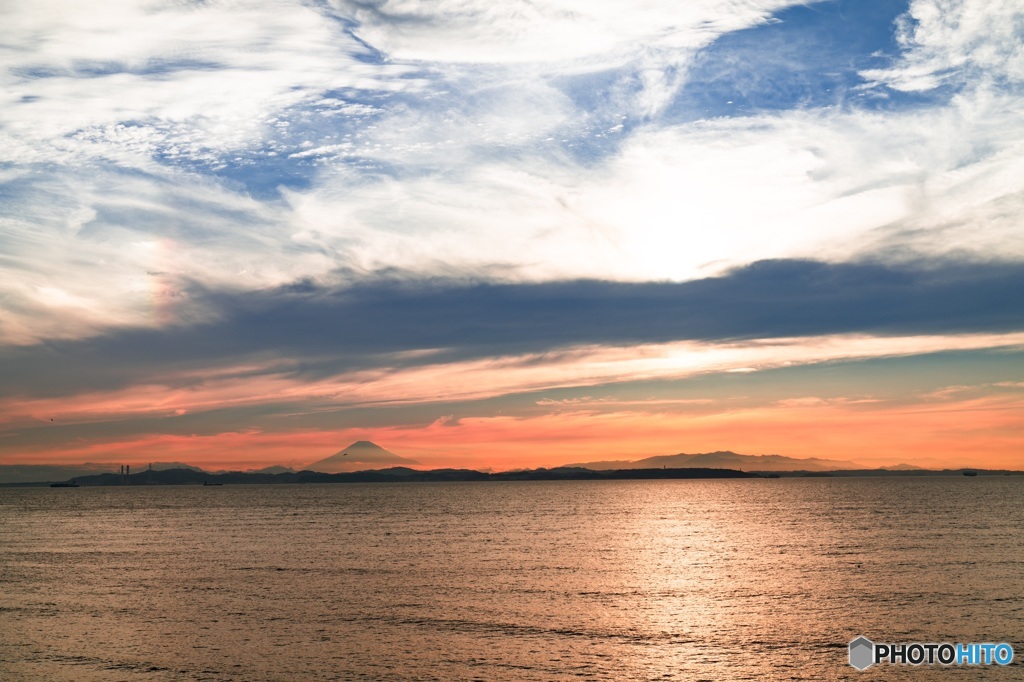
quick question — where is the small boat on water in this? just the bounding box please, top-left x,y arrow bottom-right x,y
963,471 -> 978,477
50,480 -> 79,488
202,481 -> 224,486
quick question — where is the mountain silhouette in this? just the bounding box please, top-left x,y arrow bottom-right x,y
305,441 -> 420,473
566,450 -> 864,472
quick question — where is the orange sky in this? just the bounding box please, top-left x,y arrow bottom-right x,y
14,389 -> 1022,472
3,334 -> 1023,472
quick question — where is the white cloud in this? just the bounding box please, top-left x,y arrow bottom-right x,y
330,0 -> 814,122
860,0 -> 1024,91
283,90 -> 1024,283
9,79 -> 1019,346
0,0 -> 414,167
3,0 -> 1024,348
0,168 -> 334,345
332,0 -> 800,65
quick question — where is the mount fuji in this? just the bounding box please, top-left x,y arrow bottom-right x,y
305,441 -> 420,473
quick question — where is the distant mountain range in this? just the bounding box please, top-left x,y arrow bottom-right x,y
233,465 -> 297,475
565,450 -> 866,472
0,442 -> 1012,485
0,442 -> 415,483
0,463 -> 119,485
0,461 -> 295,485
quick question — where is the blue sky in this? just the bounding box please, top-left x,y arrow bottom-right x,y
1,0 -> 1022,469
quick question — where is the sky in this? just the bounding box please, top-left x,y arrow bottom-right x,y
1,0 -> 1023,471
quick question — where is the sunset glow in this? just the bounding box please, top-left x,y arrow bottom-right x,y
2,0 -> 1023,473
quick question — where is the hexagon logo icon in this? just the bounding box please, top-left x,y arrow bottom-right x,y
849,636 -> 874,670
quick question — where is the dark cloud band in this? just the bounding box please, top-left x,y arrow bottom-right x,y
2,258 -> 1023,397
208,258 -> 1024,350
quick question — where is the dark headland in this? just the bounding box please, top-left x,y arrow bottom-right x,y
33,466 -> 757,487
14,465 -> 1022,487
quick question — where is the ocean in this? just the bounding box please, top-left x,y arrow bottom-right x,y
1,478 -> 1022,680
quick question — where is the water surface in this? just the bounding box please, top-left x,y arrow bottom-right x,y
1,478 -> 1022,680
